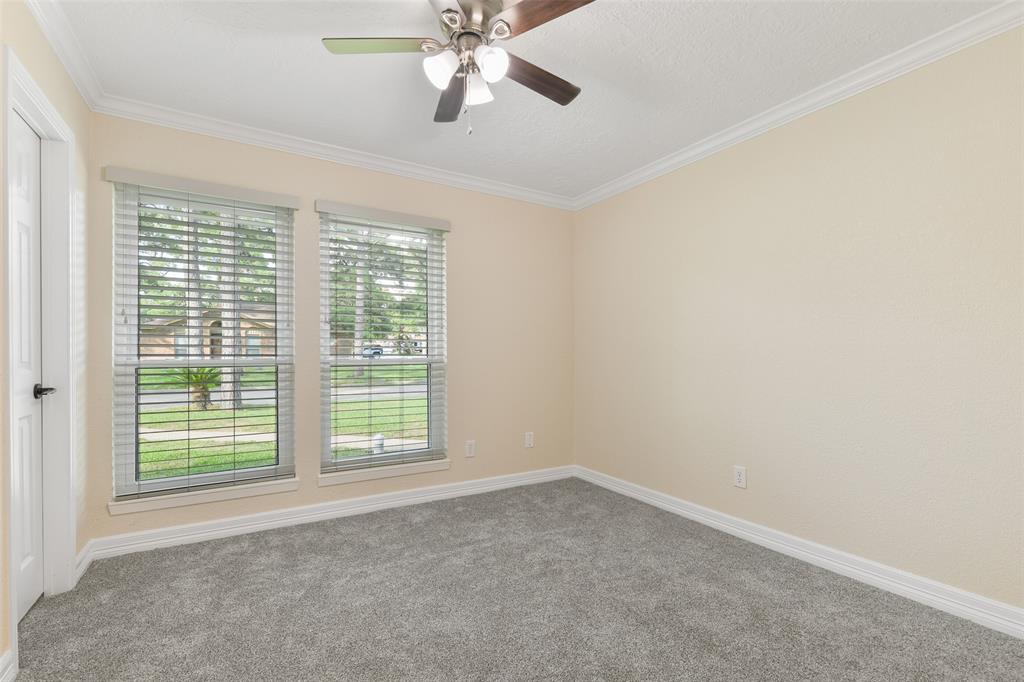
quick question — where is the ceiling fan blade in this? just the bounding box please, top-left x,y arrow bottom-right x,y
322,38 -> 434,55
489,0 -> 595,38
434,69 -> 465,122
506,54 -> 581,106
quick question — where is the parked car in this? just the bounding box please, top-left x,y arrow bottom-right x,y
361,345 -> 384,358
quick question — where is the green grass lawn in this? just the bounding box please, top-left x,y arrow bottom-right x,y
138,405 -> 277,433
137,397 -> 428,477
330,397 -> 427,438
331,446 -> 371,460
331,364 -> 427,387
330,396 -> 428,461
137,440 -> 277,480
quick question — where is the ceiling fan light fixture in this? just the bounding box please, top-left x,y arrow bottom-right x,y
422,49 -> 460,90
474,45 -> 509,83
466,71 -> 494,105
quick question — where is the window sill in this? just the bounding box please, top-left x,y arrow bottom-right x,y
318,458 -> 451,487
108,477 -> 300,516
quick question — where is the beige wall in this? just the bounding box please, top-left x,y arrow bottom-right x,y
572,29 -> 1024,606
84,114 -> 575,541
0,0 -> 92,655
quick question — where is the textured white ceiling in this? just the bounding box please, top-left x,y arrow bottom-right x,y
58,0 -> 998,200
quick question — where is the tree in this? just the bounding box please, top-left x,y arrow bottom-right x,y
328,231 -> 430,358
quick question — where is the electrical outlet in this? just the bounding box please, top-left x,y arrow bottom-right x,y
733,465 -> 747,489
465,440 -> 476,458
524,432 -> 535,448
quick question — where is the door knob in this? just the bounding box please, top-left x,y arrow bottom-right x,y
33,384 -> 56,399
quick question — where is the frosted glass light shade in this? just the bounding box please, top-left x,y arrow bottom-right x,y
422,50 -> 460,90
466,71 -> 494,105
474,45 -> 509,83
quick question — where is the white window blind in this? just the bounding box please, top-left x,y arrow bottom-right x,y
114,183 -> 294,498
319,208 -> 447,472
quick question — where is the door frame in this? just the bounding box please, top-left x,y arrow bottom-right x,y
3,47 -> 79,666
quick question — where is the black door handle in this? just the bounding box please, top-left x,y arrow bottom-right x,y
33,384 -> 56,399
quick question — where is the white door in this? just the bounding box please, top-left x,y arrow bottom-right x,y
9,112 -> 44,620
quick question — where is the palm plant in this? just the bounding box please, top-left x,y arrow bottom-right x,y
172,367 -> 222,410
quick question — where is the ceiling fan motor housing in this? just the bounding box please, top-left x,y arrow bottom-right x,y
456,32 -> 485,68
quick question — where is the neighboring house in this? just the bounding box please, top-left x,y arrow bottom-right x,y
142,307 -> 275,357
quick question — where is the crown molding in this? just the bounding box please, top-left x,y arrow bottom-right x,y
569,0 -> 1024,210
24,0 -> 104,105
90,93 -> 578,210
26,0 -> 1024,212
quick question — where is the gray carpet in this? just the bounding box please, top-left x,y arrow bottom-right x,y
18,479 -> 1024,681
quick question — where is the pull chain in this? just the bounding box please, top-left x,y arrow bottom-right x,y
464,71 -> 473,136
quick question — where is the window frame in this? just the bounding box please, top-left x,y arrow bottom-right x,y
318,206 -> 448,474
112,182 -> 296,498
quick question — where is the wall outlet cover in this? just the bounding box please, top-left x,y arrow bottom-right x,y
733,465 -> 747,489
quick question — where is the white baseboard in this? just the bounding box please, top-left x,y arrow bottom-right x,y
75,465 -> 576,581
0,649 -> 17,682
573,465 -> 1024,639
71,462 -> 1022,640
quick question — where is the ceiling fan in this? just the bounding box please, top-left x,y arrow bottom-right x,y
322,0 -> 594,125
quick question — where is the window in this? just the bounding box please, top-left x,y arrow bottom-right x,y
246,331 -> 262,356
113,183 -> 294,497
173,333 -> 188,358
319,203 -> 447,472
